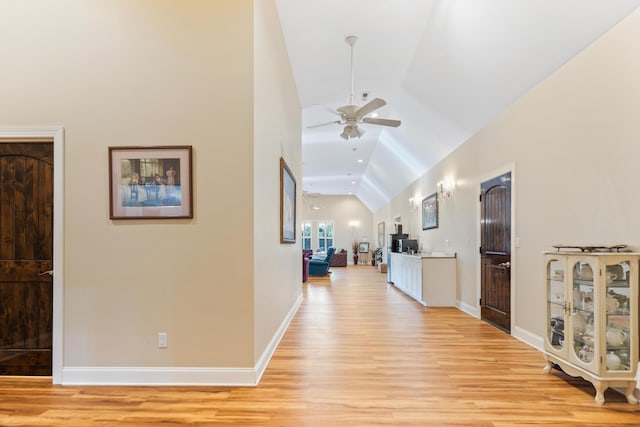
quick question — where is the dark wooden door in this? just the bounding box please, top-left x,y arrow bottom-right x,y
0,142 -> 53,375
480,172 -> 511,333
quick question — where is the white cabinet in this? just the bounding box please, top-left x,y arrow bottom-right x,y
389,253 -> 456,306
543,252 -> 639,404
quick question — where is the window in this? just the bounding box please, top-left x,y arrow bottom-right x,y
317,222 -> 334,252
302,223 -> 311,250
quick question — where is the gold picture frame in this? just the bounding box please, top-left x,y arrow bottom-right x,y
109,146 -> 193,219
280,157 -> 296,243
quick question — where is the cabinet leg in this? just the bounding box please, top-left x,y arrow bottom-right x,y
543,358 -> 552,374
624,384 -> 638,404
593,382 -> 606,405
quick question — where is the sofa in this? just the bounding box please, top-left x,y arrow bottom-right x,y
308,247 -> 336,276
330,249 -> 348,267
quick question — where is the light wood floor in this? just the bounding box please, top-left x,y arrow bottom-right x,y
1,266 -> 639,426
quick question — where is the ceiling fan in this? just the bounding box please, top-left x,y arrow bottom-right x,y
308,35 -> 401,140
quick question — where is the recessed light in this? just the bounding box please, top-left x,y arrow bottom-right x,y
351,181 -> 356,184
357,159 -> 363,163
371,113 -> 379,118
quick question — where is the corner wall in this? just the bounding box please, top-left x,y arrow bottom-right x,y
0,0 -> 299,384
252,0 -> 302,369
375,8 -> 640,342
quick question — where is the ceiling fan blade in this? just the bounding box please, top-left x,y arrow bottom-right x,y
355,98 -> 386,120
336,104 -> 357,116
307,120 -> 341,129
362,117 -> 401,127
323,106 -> 341,116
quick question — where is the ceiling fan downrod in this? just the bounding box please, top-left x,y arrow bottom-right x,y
345,35 -> 358,106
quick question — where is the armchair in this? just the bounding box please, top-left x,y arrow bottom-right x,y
308,247 -> 336,276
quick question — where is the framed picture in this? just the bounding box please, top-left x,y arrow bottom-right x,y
358,242 -> 369,253
377,222 -> 385,248
422,192 -> 438,230
280,157 -> 296,243
109,146 -> 193,219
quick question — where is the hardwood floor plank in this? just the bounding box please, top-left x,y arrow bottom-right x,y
0,265 -> 639,425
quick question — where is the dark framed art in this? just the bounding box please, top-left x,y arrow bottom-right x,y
280,157 -> 296,243
109,146 -> 193,219
422,192 -> 438,230
358,242 -> 370,253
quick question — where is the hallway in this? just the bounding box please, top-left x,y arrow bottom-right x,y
0,265 -> 639,425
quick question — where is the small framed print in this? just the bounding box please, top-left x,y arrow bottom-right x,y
377,221 -> 385,248
109,146 -> 193,219
280,157 -> 296,243
422,192 -> 438,230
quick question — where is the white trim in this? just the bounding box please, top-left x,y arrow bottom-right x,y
62,293 -> 303,386
512,326 -> 543,351
0,126 -> 64,384
457,299 -> 480,318
254,293 -> 303,383
476,163 -> 516,333
62,366 -> 258,386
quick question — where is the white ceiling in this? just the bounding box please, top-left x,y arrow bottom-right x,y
275,0 -> 640,212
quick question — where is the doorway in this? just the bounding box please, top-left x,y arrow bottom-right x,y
0,142 -> 53,375
480,171 -> 512,333
0,126 -> 64,382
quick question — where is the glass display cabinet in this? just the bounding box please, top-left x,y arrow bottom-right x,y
543,252 -> 639,405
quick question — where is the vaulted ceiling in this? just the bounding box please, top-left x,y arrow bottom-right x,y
275,0 -> 640,212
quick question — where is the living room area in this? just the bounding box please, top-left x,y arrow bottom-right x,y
301,194 -> 380,278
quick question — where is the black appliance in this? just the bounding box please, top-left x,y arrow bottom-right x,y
398,239 -> 418,253
389,233 -> 408,253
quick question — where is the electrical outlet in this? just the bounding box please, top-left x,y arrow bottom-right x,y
158,332 -> 168,348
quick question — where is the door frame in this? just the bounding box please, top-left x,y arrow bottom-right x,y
0,126 -> 64,383
476,163 -> 516,333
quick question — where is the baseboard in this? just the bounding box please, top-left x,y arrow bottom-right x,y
254,293 -> 303,383
62,294 -> 303,386
62,366 -> 258,386
455,302 -> 543,352
512,326 -> 544,351
457,300 -> 479,318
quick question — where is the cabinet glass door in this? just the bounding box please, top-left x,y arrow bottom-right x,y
572,261 -> 595,365
604,260 -> 631,372
546,258 -> 565,352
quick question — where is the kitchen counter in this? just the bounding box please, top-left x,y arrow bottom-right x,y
389,252 -> 457,306
400,252 -> 456,258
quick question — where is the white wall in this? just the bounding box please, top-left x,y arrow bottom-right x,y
253,0 -> 302,364
302,195 -> 373,263
375,8 -> 640,342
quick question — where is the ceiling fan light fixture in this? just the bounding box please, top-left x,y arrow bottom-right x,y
340,124 -> 364,140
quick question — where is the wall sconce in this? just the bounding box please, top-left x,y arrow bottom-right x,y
408,197 -> 420,211
437,178 -> 454,199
